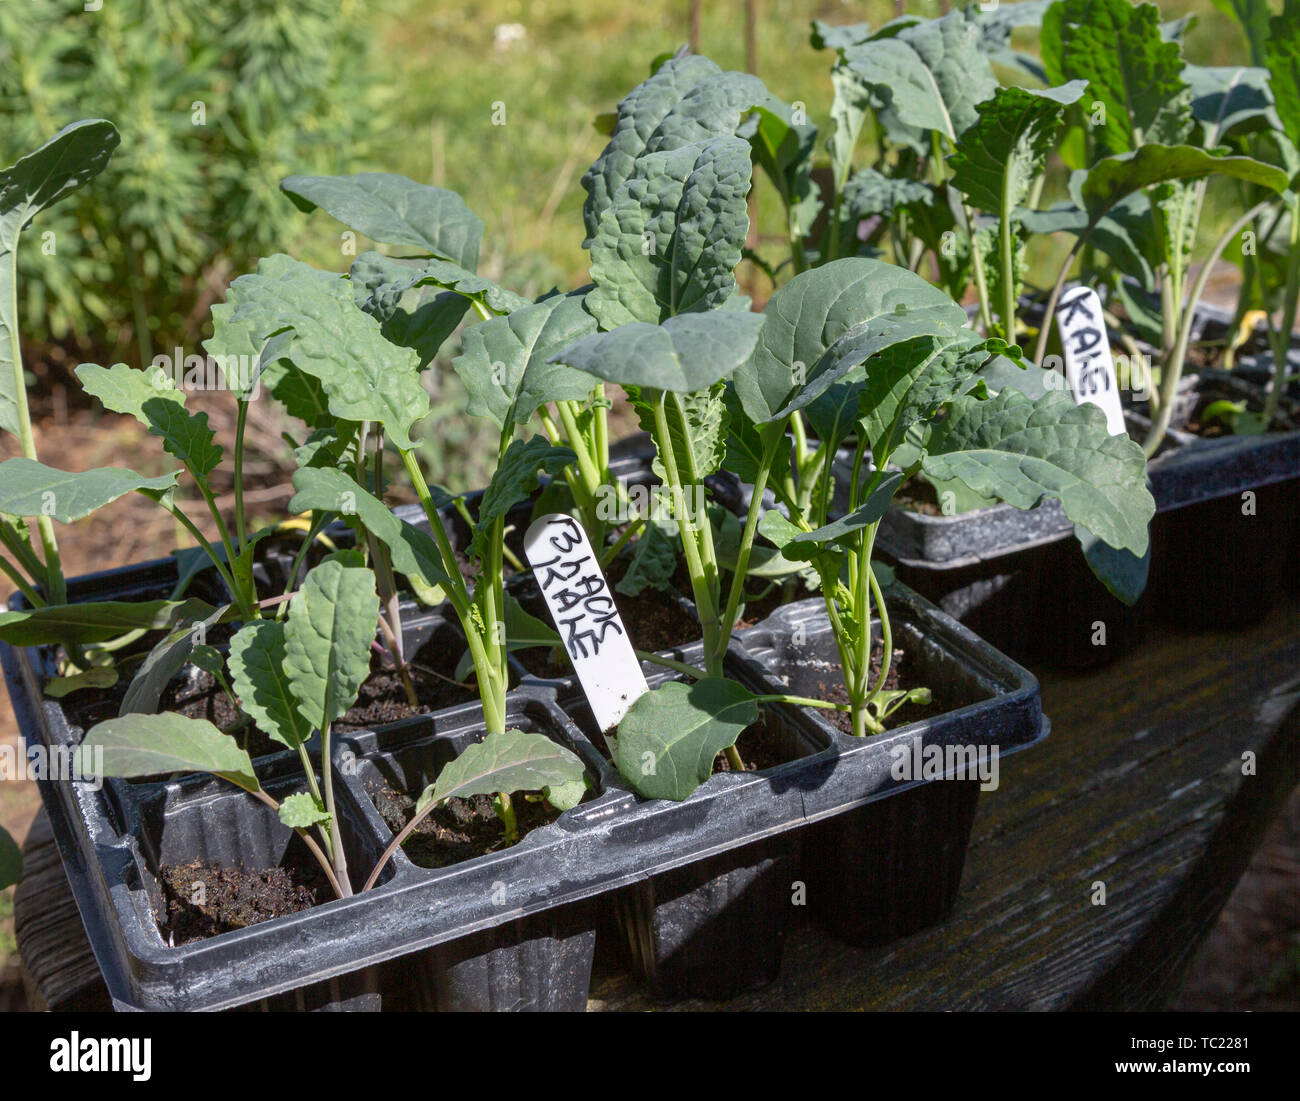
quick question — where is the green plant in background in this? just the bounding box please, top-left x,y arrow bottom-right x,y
1028,0 -> 1290,454
0,0 -> 386,365
1211,0 -> 1300,426
76,553 -> 587,897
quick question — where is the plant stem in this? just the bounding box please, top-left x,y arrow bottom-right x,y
319,720 -> 352,897
251,788 -> 344,900
1145,198 -> 1278,456
233,397 -> 250,556
998,175 -> 1017,342
1034,235 -> 1089,366
1263,198 -> 1300,425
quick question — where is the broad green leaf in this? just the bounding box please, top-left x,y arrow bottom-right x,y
1185,66 -> 1276,142
228,620 -> 314,751
0,598 -> 217,646
778,471 -> 905,559
215,255 -> 428,449
616,514 -> 679,596
948,82 -> 1088,214
284,554 -> 380,732
281,173 -> 483,270
628,382 -> 729,485
1040,0 -> 1193,154
288,466 -> 453,592
587,135 -> 753,327
451,291 -> 600,429
44,667 -> 118,699
414,729 -> 586,815
581,56 -> 765,242
135,399 -> 223,479
1212,0 -> 1270,67
121,604 -> 228,716
1075,522 -> 1151,606
810,20 -> 871,52
0,459 -> 179,522
721,386 -> 792,485
744,97 -> 823,239
1265,0 -> 1300,153
921,388 -> 1155,557
969,0 -> 1054,81
842,10 -> 997,143
841,168 -> 932,220
278,792 -> 331,829
0,825 -> 21,890
77,712 -> 259,794
736,257 -> 967,425
468,437 -> 575,560
551,309 -> 764,394
348,253 -> 471,369
1079,144 -> 1291,222
1,120 -> 120,440
857,332 -> 990,460
350,251 -> 528,320
74,363 -> 185,420
611,678 -> 759,801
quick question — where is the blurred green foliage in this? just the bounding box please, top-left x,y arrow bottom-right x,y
0,0 -> 389,365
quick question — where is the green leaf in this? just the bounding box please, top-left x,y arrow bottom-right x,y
451,290 -> 600,429
76,712 -> 259,794
75,362 -> 185,420
921,388 -> 1155,557
1265,0 -> 1300,153
857,331 -> 991,459
629,382 -> 729,484
0,598 -> 217,646
745,97 -> 823,239
841,168 -> 932,220
1040,0 -> 1193,155
0,825 -> 21,890
288,466 -> 452,593
1212,0 -> 1270,68
722,386 -> 792,485
414,730 -> 586,815
281,173 -> 483,270
468,437 -> 575,560
1185,65 -> 1276,142
228,620 -> 315,751
350,251 -> 528,321
278,792 -> 332,829
1078,144 -> 1291,222
611,678 -> 758,801
1,120 -> 120,440
842,10 -> 997,143
284,554 -> 380,732
0,459 -> 179,523
948,82 -> 1088,214
121,604 -> 228,716
1075,522 -> 1151,606
736,257 -> 968,425
587,135 -> 754,327
44,666 -> 118,699
581,56 -> 765,243
551,309 -> 764,394
215,255 -> 428,449
616,513 -> 680,597
779,472 -> 905,559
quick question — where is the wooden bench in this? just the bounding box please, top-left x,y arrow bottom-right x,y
15,596 -> 1299,1011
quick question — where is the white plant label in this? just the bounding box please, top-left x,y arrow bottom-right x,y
523,513 -> 648,732
1055,285 -> 1126,437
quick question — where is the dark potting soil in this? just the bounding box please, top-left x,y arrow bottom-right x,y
335,634 -> 480,733
1184,377 -> 1300,438
809,639 -> 944,735
605,557 -> 700,652
156,856 -> 330,945
366,776 -> 559,869
711,714 -> 798,774
893,475 -> 944,516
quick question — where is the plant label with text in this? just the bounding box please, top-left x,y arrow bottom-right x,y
1056,286 -> 1126,437
523,513 -> 648,732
